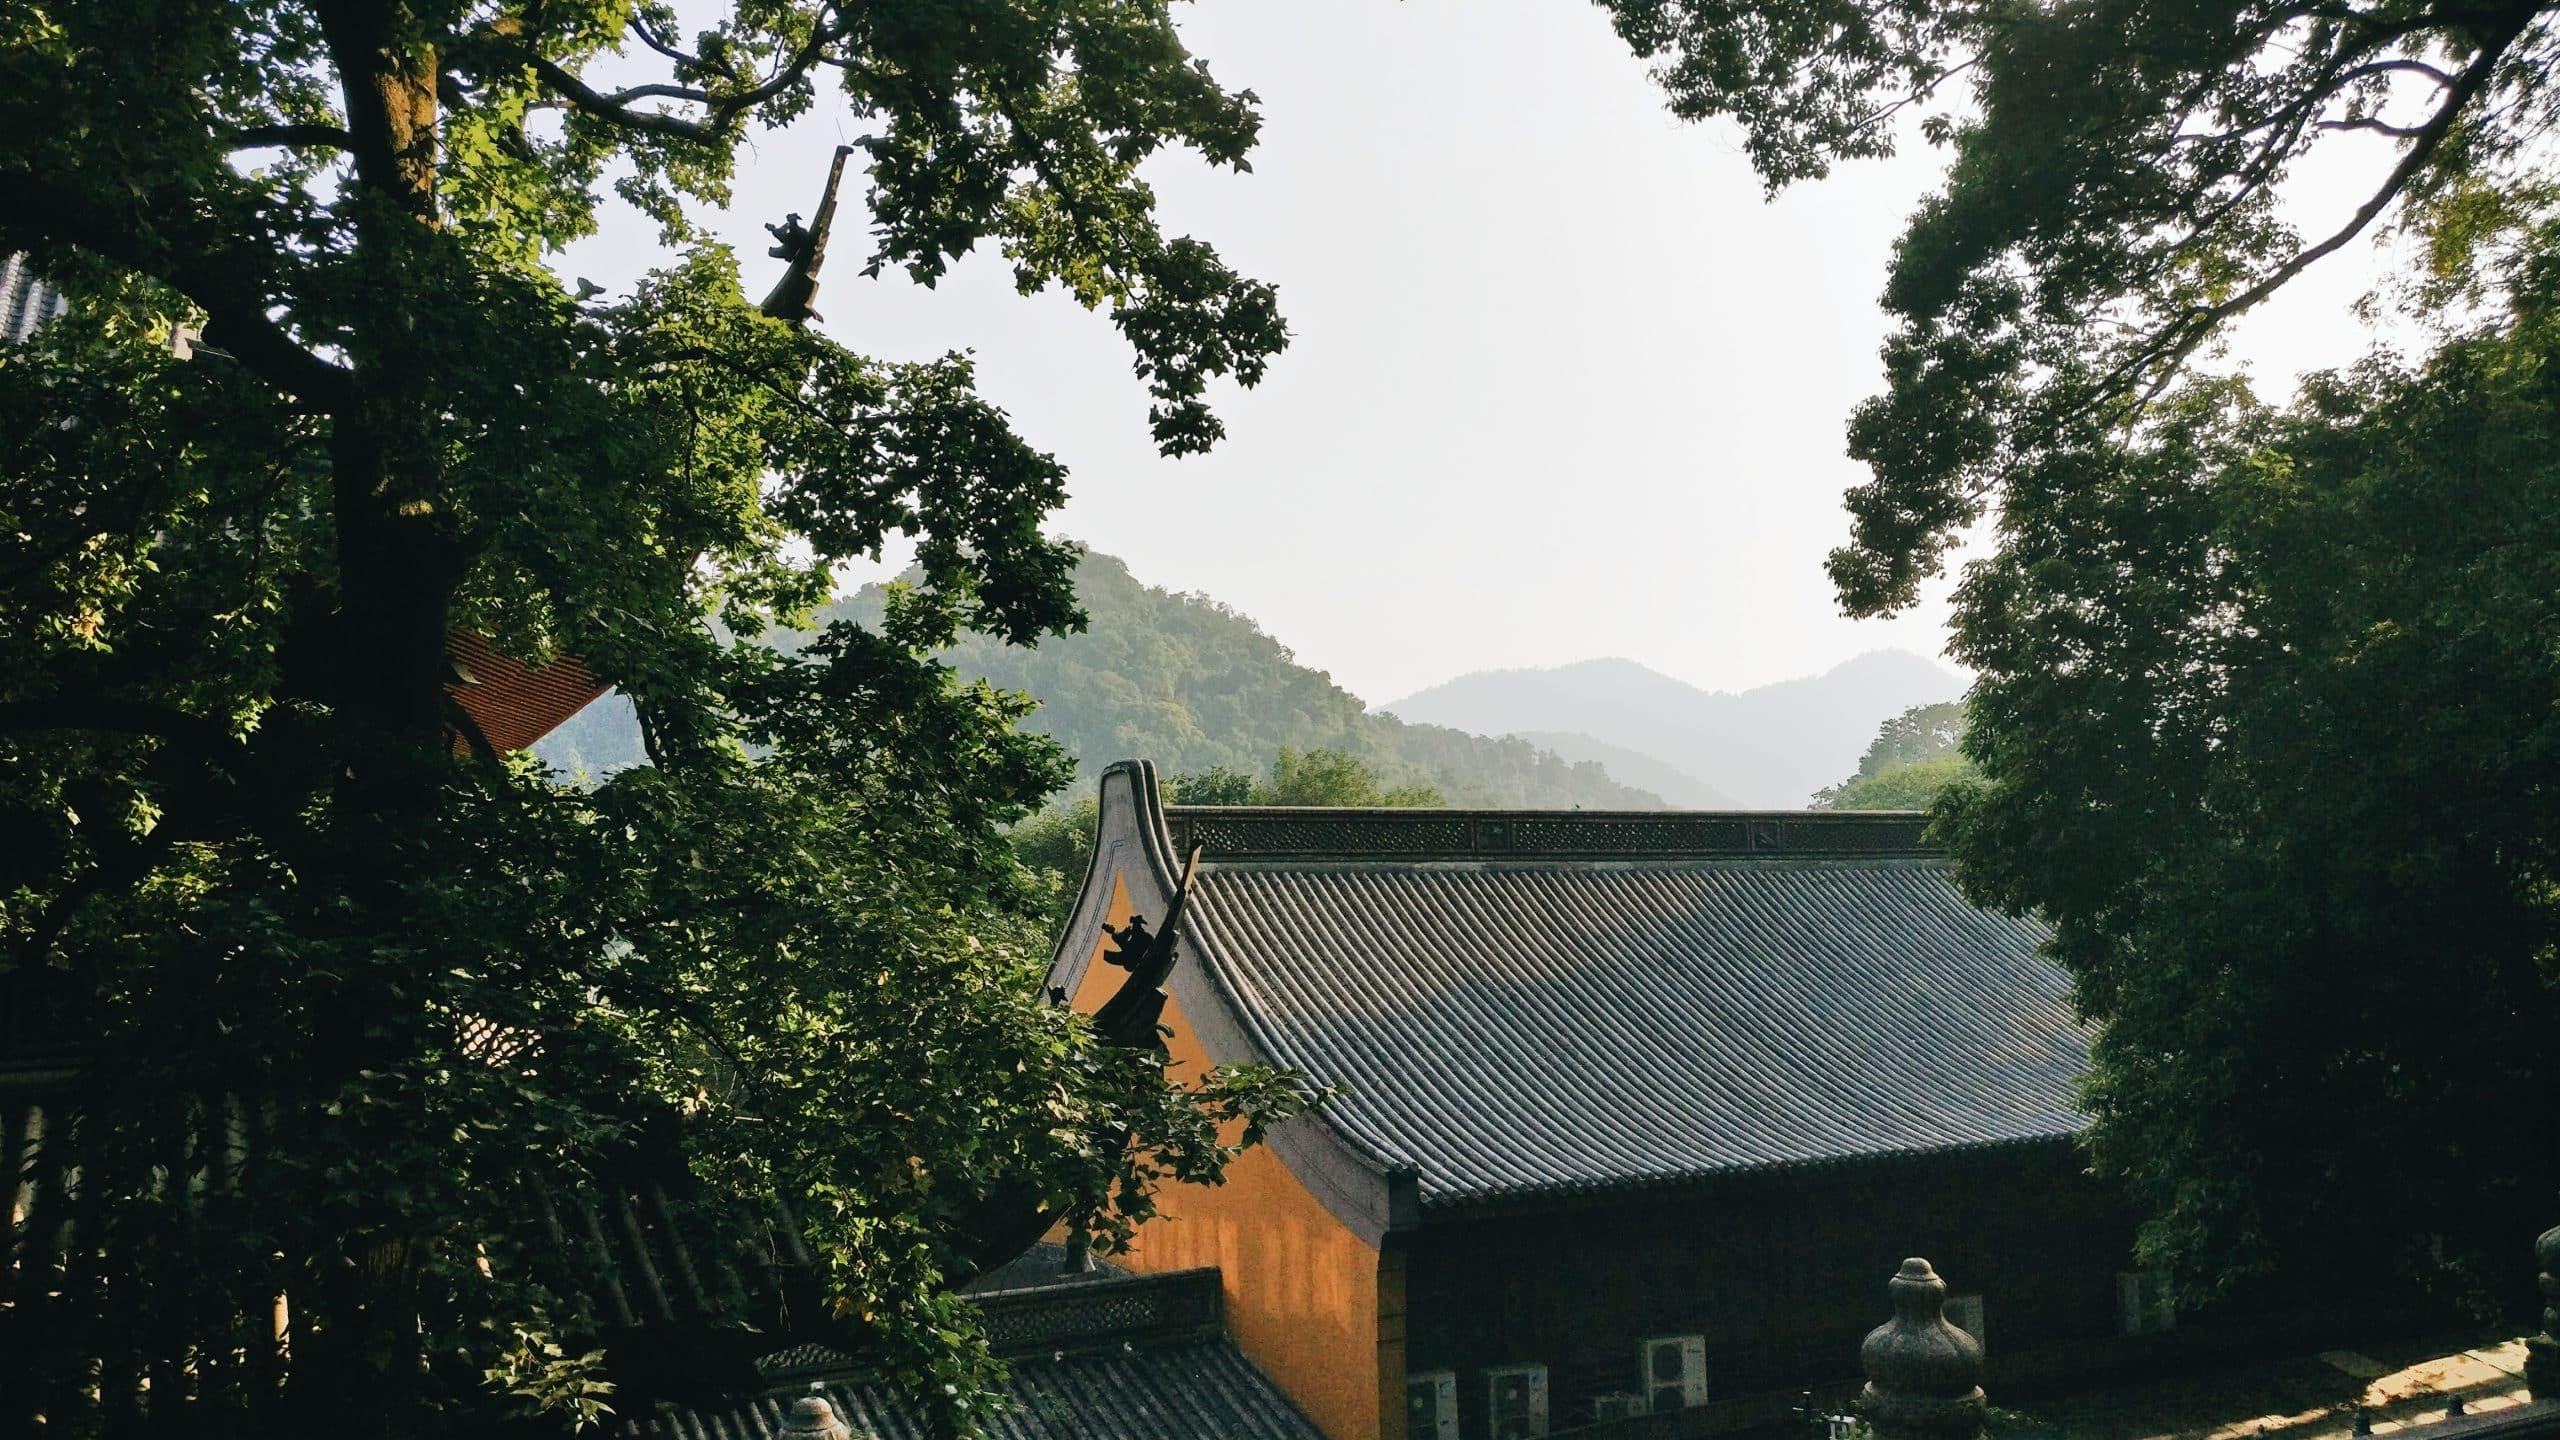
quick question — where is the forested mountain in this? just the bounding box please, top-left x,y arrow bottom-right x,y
1382,651 -> 1964,807
537,551 -> 1664,809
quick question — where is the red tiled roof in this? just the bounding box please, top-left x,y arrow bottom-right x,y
444,629 -> 609,754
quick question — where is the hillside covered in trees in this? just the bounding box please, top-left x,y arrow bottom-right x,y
1813,702 -> 1973,810
538,550 -> 1663,809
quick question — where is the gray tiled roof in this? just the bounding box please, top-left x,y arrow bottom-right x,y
634,1337 -> 1323,1440
636,1268 -> 1323,1440
1181,856 -> 2085,1207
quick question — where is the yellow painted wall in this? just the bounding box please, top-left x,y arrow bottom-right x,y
1073,875 -> 1389,1440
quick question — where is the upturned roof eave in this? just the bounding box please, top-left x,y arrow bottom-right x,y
1051,763 -> 1422,1243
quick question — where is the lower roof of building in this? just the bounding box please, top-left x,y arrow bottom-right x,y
633,1337 -> 1323,1440
632,1267 -> 1323,1440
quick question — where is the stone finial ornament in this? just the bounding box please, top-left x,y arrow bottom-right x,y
782,1388 -> 853,1440
2529,1221 -> 2560,1402
1857,1258 -> 1986,1440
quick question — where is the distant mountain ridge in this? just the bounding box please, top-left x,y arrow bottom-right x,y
889,554 -> 1664,807
1381,651 -> 1965,808
537,550 -> 1667,810
1510,731 -> 1741,809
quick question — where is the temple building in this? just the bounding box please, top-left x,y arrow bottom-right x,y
1049,761 -> 2147,1440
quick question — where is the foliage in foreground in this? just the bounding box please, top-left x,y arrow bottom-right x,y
1602,0 -> 2560,1306
0,1 -> 1303,1433
1939,256 -> 2560,1311
1602,0 -> 2560,614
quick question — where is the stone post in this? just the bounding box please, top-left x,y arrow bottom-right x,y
781,1387 -> 853,1440
1858,1258 -> 1986,1440
2529,1221 -> 2560,1403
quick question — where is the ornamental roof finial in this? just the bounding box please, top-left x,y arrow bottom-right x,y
782,1386 -> 852,1440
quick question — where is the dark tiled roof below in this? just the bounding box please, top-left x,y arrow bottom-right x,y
633,1338 -> 1324,1440
961,1240 -> 1132,1295
636,1268 -> 1320,1440
0,1085 -> 823,1429
1186,859 -> 2085,1206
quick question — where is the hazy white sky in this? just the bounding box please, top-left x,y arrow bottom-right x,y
562,0 -> 2401,704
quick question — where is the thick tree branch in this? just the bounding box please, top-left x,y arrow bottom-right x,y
516,7 -> 838,144
2337,56 -> 2462,88
0,174 -> 356,410
229,123 -> 359,152
587,81 -> 723,106
2315,115 -> 2430,136
2114,18 -> 2528,407
2159,54 -> 2454,148
526,56 -> 719,140
312,0 -> 441,226
0,696 -> 244,759
630,13 -> 706,68
443,693 -> 504,767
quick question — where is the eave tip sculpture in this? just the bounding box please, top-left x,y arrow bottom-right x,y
1859,1257 -> 1987,1440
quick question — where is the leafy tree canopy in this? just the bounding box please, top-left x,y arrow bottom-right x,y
1602,0 -> 2560,1310
1818,754 -> 1972,810
1011,793 -> 1103,917
1597,0 -> 2560,613
1936,256 -> 2560,1311
0,1 -> 1303,1433
1164,763 -> 1257,806
1224,745 -> 1445,807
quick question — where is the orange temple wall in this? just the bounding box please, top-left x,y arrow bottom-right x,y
1071,874 -> 1391,1440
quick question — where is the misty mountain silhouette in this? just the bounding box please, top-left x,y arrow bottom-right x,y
1380,652 -> 1965,808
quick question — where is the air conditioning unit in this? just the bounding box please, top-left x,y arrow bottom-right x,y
1407,1370 -> 1458,1440
1641,1335 -> 1709,1412
2117,1271 -> 2176,1336
1591,1393 -> 1649,1424
1945,1294 -> 1986,1351
1487,1364 -> 1549,1440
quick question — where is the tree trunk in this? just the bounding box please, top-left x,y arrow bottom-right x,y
295,7 -> 471,1432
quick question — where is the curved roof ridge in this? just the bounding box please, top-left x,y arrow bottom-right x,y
1161,805 -> 1933,863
